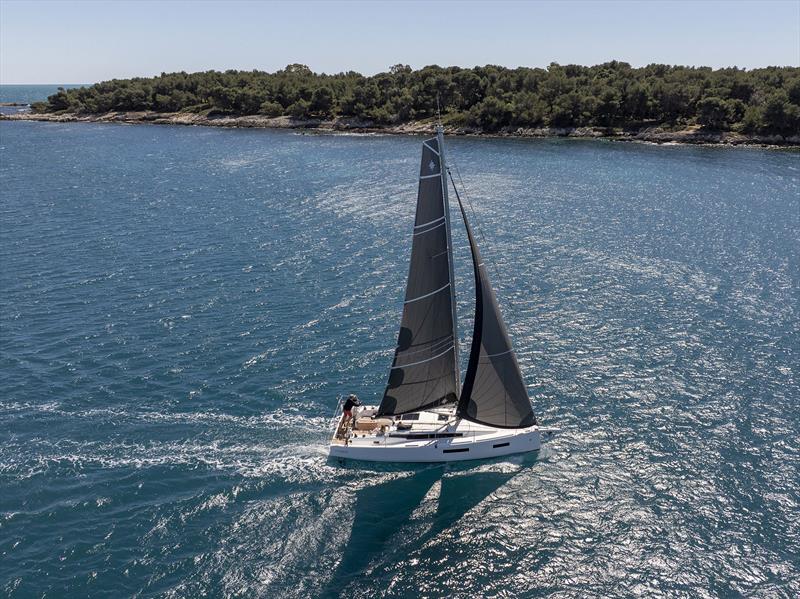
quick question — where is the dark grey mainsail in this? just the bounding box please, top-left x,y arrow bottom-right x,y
378,134 -> 460,416
452,180 -> 537,429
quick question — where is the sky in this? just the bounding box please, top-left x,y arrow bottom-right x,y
1,0 -> 798,84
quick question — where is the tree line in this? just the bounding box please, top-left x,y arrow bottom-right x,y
35,62 -> 800,135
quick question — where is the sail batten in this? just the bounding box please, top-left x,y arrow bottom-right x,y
378,134 -> 459,417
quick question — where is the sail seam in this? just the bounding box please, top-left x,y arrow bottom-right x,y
396,336 -> 453,355
404,282 -> 450,304
413,221 -> 445,236
391,345 -> 454,369
414,216 -> 445,229
419,173 -> 441,180
484,349 -> 513,358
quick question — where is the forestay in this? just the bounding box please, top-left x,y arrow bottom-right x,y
378,137 -> 459,416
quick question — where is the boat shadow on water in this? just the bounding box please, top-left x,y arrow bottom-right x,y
321,451 -> 540,596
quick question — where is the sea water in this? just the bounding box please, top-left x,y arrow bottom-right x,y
0,119 -> 798,598
0,85 -> 84,115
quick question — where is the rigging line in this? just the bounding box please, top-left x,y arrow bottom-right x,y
449,159 -> 490,250
446,160 -> 513,310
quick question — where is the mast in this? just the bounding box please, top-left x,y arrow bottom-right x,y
437,124 -> 461,395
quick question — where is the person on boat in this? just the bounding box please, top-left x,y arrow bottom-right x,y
342,394 -> 361,423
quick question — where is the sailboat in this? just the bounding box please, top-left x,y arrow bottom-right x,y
329,126 -> 557,462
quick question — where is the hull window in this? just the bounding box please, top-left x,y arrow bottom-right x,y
389,432 -> 463,440
493,442 -> 510,449
442,447 -> 469,454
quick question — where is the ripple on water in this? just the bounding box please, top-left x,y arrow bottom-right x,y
0,124 -> 798,597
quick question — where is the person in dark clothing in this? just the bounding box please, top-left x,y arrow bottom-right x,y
342,394 -> 361,422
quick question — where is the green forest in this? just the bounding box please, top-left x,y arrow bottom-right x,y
35,62 -> 800,135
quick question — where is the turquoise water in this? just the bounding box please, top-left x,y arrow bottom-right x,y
0,120 -> 798,598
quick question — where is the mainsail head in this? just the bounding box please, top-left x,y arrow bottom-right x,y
378,135 -> 459,416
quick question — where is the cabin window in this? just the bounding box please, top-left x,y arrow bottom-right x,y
400,413 -> 420,421
438,414 -> 449,421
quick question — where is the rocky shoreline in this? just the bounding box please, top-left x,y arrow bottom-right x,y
2,110 -> 798,147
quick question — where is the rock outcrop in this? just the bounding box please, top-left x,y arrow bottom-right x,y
2,111 -> 798,146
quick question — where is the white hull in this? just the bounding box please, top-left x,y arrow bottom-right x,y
329,405 -> 555,463
330,428 -> 541,463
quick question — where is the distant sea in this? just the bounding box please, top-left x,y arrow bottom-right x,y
0,83 -> 86,103
0,84 -> 85,114
1,119 -> 798,597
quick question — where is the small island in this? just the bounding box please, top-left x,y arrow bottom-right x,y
5,62 -> 800,145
